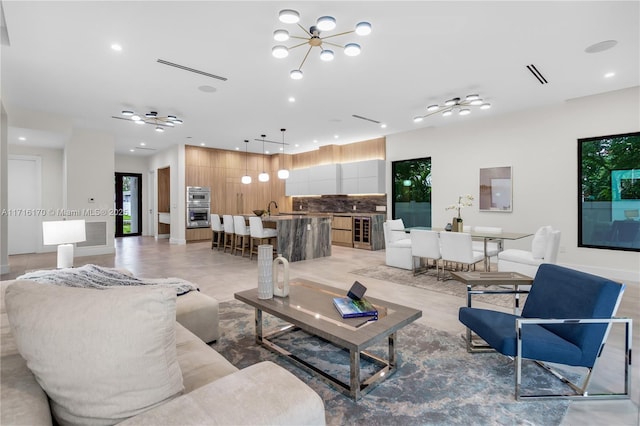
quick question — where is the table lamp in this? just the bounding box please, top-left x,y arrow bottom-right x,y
42,220 -> 86,268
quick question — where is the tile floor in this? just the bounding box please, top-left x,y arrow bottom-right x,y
2,236 -> 638,425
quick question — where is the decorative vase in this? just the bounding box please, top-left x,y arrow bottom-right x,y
257,245 -> 274,299
272,254 -> 290,297
452,217 -> 463,232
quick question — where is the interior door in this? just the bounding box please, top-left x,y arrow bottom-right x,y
115,173 -> 142,237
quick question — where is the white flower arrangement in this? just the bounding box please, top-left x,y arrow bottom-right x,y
446,194 -> 474,219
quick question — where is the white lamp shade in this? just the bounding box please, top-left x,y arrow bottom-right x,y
316,16 -> 336,31
290,69 -> 303,80
320,49 -> 334,61
241,175 -> 252,184
355,22 -> 372,35
258,172 -> 270,182
344,43 -> 361,56
279,9 -> 300,24
273,29 -> 289,42
278,169 -> 290,179
42,220 -> 86,245
272,45 -> 289,59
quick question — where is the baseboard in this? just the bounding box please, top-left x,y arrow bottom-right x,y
560,262 -> 640,283
169,238 -> 186,245
75,246 -> 115,257
156,234 -> 170,239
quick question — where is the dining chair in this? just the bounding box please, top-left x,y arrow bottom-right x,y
222,215 -> 235,254
382,219 -> 415,270
439,232 -> 485,275
232,216 -> 251,257
248,216 -> 278,260
409,229 -> 442,279
210,214 -> 224,250
472,226 -> 503,271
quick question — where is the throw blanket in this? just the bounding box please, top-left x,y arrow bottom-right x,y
16,264 -> 199,296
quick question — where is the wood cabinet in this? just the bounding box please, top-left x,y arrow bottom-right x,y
331,215 -> 353,247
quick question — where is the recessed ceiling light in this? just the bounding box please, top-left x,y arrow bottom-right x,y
111,44 -> 122,51
313,139 -> 318,143
140,142 -> 146,146
604,72 -> 616,78
200,143 -> 205,146
198,85 -> 216,93
288,97 -> 296,103
295,144 -> 300,147
129,149 -> 135,152
585,40 -> 618,54
265,150 -> 270,154
235,147 -> 240,150
334,134 -> 339,139
380,123 -> 387,129
18,136 -> 26,141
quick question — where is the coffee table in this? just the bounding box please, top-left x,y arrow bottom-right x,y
449,271 -> 533,352
234,279 -> 422,400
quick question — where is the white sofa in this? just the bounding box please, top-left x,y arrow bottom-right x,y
0,278 -> 325,426
383,219 -> 416,270
498,226 -> 562,278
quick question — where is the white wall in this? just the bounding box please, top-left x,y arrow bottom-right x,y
64,129 -> 115,256
387,87 -> 640,282
148,144 -> 185,244
115,154 -> 151,236
0,104 -> 8,273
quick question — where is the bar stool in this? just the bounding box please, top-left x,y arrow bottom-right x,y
210,214 -> 224,250
233,216 -> 251,257
222,214 -> 235,254
248,216 -> 278,260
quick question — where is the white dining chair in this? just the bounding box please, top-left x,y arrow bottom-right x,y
472,226 -> 503,271
210,214 -> 224,251
222,214 -> 235,254
233,216 -> 251,257
410,229 -> 442,279
498,226 -> 561,279
383,219 -> 415,270
248,216 -> 278,260
439,232 -> 485,276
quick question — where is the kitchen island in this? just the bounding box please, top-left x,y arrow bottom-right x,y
262,215 -> 331,262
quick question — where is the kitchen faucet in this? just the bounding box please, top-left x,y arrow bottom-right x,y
267,201 -> 278,216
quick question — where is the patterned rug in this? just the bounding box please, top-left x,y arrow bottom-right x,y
350,264 -> 527,309
212,300 -> 574,426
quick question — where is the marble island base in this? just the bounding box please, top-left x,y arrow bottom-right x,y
262,215 -> 332,262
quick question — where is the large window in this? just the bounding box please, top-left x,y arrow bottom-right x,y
578,132 -> 640,251
392,157 -> 432,227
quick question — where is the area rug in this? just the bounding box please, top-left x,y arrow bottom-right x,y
212,300 -> 573,426
350,264 -> 526,309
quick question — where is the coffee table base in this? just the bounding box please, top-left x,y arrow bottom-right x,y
256,308 -> 396,401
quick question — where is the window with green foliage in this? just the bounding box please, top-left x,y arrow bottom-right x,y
392,157 -> 432,227
579,132 -> 640,251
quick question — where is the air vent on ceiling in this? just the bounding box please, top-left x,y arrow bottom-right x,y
526,64 -> 548,85
136,146 -> 157,151
352,114 -> 381,124
157,59 -> 228,81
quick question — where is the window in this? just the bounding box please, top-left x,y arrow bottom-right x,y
578,132 -> 640,251
392,157 -> 432,227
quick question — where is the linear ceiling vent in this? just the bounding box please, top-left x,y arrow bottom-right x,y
526,64 -> 548,85
352,114 -> 380,124
157,59 -> 228,81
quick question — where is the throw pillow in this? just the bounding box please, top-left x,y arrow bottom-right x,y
5,281 -> 184,426
531,226 -> 552,259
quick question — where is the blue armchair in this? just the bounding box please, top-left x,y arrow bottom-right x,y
459,263 -> 632,400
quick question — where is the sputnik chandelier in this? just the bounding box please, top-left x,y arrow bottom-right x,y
412,95 -> 491,123
120,110 -> 183,132
271,9 -> 372,79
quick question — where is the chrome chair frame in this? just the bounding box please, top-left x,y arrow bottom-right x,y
514,317 -> 633,400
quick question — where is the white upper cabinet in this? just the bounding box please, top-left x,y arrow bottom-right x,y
286,160 -> 385,196
340,160 -> 385,194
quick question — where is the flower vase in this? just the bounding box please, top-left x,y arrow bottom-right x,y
452,217 -> 463,232
272,254 -> 290,297
257,245 -> 273,299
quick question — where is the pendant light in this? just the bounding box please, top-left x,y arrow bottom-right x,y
277,128 -> 290,180
258,134 -> 270,182
241,140 -> 252,184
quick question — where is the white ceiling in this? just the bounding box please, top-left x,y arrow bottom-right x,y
2,1 -> 638,156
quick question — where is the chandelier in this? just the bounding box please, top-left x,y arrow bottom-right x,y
412,95 -> 491,123
271,9 -> 372,80
120,110 -> 183,132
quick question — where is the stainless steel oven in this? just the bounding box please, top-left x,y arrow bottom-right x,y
186,186 -> 211,228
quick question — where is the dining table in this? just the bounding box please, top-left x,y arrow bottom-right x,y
404,227 -> 533,271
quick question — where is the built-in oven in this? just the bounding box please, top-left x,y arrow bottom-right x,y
187,186 -> 211,203
186,186 -> 211,228
186,206 -> 210,228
